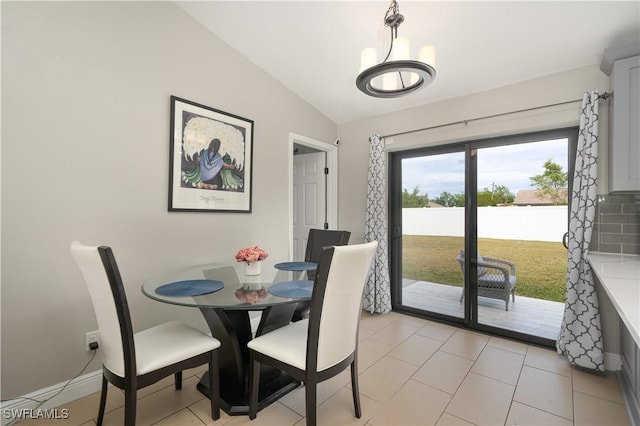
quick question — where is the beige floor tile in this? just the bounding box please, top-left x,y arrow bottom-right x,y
387,334 -> 443,366
359,312 -> 403,332
505,401 -> 572,425
356,338 -> 394,373
310,387 -> 381,425
368,380 -> 451,425
225,402 -> 301,425
188,398 -> 232,425
513,365 -> 573,420
573,391 -> 631,426
396,314 -> 431,328
446,373 -> 515,425
486,336 -> 528,355
412,350 -> 473,395
31,312 -> 635,426
279,370 -> 350,416
368,321 -> 421,347
152,408 -> 206,425
438,330 -> 489,361
572,368 -> 625,404
357,356 -> 418,403
357,326 -> 375,341
101,376 -> 206,426
415,321 -> 458,342
524,345 -> 572,377
435,412 -> 475,425
471,345 -> 524,385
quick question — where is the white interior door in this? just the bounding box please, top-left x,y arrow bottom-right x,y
292,152 -> 326,260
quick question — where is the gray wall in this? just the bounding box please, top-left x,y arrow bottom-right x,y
1,1 -> 336,398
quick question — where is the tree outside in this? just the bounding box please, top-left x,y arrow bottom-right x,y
402,186 -> 430,207
530,160 -> 568,205
433,191 -> 464,207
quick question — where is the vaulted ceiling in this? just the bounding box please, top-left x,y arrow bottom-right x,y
177,1 -> 640,125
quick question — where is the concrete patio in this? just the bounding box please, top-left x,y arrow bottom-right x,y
401,279 -> 565,340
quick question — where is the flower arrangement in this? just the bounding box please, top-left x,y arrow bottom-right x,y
235,246 -> 269,264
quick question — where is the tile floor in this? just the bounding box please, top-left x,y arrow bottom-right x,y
18,311 -> 631,425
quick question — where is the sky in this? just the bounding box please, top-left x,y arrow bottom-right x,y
401,138 -> 569,199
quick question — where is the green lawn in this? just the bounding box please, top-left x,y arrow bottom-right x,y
402,235 -> 567,302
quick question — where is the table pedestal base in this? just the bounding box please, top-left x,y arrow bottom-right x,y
198,303 -> 299,416
196,368 -> 300,416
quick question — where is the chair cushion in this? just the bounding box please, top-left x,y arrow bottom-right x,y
478,274 -> 516,290
105,321 -> 220,376
247,319 -> 309,370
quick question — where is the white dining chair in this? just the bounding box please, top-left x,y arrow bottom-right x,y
70,241 -> 221,426
247,241 -> 378,426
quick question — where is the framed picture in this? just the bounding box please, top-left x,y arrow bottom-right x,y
169,96 -> 254,213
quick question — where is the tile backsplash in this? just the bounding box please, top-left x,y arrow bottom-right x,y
590,193 -> 640,255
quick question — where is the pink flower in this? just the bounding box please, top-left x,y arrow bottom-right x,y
235,246 -> 269,263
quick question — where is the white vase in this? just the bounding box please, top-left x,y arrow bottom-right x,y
244,261 -> 262,276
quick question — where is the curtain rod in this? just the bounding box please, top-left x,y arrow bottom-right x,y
381,92 -> 611,139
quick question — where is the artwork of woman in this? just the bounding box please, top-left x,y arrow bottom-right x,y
180,116 -> 246,191
198,138 -> 236,189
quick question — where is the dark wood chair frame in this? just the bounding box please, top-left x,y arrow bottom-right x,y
292,229 -> 351,321
248,246 -> 363,426
95,246 -> 220,426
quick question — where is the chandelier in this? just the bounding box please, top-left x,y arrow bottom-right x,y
356,0 -> 436,98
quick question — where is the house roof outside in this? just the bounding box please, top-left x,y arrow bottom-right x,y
513,189 -> 568,206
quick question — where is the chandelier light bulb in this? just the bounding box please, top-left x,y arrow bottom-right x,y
360,48 -> 377,73
419,45 -> 436,68
392,36 -> 410,60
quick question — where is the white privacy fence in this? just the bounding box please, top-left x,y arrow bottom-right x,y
403,206 -> 568,243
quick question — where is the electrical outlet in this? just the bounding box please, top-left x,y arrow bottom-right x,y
85,331 -> 100,351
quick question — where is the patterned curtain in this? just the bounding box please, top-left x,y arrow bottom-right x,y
363,134 -> 392,314
556,91 -> 604,372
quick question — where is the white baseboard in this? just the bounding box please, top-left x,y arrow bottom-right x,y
0,369 -> 102,426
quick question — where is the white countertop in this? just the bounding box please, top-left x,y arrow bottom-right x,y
588,252 -> 640,347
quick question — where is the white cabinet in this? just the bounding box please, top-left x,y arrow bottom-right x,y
609,55 -> 640,193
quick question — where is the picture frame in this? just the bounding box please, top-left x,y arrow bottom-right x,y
169,96 -> 254,213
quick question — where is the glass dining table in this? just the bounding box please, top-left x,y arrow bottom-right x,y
141,261 -> 317,416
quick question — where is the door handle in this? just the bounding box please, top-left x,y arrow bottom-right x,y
562,232 -> 569,249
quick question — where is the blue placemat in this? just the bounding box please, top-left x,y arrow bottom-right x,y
155,279 -> 223,297
274,261 -> 317,271
268,280 -> 313,298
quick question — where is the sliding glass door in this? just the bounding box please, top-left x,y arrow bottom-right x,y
391,148 -> 466,321
390,129 -> 577,345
